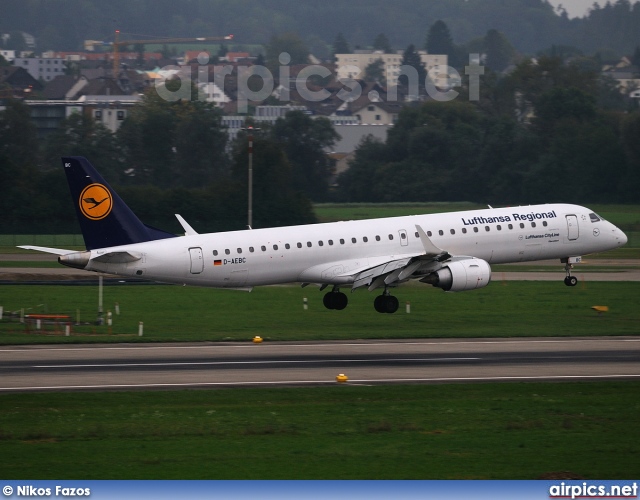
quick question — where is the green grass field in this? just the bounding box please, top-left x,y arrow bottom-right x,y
0,382 -> 638,479
0,281 -> 638,344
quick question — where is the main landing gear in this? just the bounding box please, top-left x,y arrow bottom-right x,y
323,287 -> 348,310
321,286 -> 400,313
374,289 -> 399,314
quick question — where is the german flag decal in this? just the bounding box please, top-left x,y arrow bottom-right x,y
214,260 -> 222,266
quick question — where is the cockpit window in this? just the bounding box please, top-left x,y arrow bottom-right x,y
589,213 -> 601,223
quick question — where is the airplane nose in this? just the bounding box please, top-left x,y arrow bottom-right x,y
618,229 -> 628,246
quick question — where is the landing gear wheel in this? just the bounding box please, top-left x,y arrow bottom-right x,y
333,292 -> 348,310
323,291 -> 348,310
384,295 -> 399,314
323,292 -> 335,309
374,294 -> 399,314
374,295 -> 385,313
568,276 -> 578,287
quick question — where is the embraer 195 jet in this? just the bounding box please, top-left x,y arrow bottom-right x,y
21,157 -> 628,314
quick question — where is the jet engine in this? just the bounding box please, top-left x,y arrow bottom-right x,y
421,258 -> 491,292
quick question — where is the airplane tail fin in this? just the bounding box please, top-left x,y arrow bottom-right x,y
62,156 -> 176,250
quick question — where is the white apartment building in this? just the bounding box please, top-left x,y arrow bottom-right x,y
14,56 -> 66,82
335,50 -> 449,89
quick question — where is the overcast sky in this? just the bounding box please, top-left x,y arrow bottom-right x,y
547,0 -> 638,18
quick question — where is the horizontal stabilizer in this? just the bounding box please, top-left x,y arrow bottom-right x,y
17,245 -> 75,256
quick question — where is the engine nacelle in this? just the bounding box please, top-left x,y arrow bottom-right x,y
421,258 -> 491,292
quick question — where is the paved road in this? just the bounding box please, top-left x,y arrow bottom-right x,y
1,337 -> 638,392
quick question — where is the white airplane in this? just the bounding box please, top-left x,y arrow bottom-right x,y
20,157 -> 628,314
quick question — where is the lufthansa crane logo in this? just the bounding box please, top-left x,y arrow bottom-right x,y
79,183 -> 112,220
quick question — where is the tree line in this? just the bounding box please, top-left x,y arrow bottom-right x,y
337,57 -> 640,206
0,92 -> 338,234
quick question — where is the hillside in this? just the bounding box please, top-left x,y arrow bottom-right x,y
1,0 -> 638,57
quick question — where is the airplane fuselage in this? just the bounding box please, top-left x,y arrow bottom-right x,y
77,203 -> 626,289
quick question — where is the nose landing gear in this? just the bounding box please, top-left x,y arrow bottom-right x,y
563,261 -> 578,287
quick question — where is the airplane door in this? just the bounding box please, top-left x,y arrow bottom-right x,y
398,229 -> 409,247
566,215 -> 579,241
189,247 -> 204,274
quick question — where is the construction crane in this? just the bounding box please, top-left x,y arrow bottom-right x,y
85,31 -> 234,75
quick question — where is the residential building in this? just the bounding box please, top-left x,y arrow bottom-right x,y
25,94 -> 141,137
0,66 -> 43,96
14,56 -> 66,82
198,81 -> 231,107
335,50 -> 449,89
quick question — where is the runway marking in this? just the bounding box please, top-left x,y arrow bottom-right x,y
33,357 -> 481,369
2,337 -> 639,353
2,374 -> 640,392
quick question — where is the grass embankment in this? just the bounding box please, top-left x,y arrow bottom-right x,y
0,382 -> 637,479
0,282 -> 638,344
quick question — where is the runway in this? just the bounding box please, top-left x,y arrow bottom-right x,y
1,336 -> 639,392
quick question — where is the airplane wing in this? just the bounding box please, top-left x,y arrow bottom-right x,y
301,225 -> 453,291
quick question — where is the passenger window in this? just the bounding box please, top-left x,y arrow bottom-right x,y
400,233 -> 406,239
237,248 -> 242,254
427,231 -> 432,237
519,223 -> 525,229
450,229 -> 455,235
225,249 -> 230,255
485,226 -> 490,232
307,242 -> 312,247
414,232 -> 419,238
297,242 -> 302,248
388,234 -> 394,240
438,230 -> 444,236
497,225 -> 502,230
363,236 -> 368,242
249,247 -> 254,253
376,235 -> 381,241
351,237 -> 357,243
318,241 -> 324,246
508,224 -> 513,229
273,245 -> 278,250
261,246 -> 266,252
340,239 -> 345,244
531,222 -> 536,228
543,221 -> 548,227
462,228 -> 467,234
213,250 -> 218,256
328,240 -> 334,245
285,244 -> 290,250
473,227 -> 479,233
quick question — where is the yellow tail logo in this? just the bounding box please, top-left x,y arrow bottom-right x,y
79,183 -> 112,220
